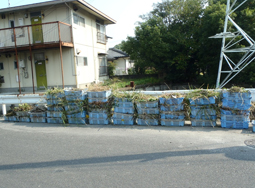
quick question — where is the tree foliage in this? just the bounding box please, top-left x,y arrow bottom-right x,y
113,41 -> 125,50
121,0 -> 255,86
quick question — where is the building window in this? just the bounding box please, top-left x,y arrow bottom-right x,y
14,61 -> 17,69
9,20 -> 15,28
73,13 -> 85,27
99,57 -> 107,76
0,76 -> 4,83
77,56 -> 88,66
96,23 -> 106,44
0,62 -> 3,70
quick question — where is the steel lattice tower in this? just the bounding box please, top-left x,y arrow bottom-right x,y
210,0 -> 255,88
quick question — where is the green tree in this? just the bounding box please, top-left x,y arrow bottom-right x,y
113,41 -> 125,50
122,0 -> 255,86
122,0 -> 207,82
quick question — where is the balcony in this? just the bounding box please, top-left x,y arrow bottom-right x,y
0,21 -> 73,53
97,32 -> 107,44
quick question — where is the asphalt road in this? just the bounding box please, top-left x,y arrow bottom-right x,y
0,121 -> 255,188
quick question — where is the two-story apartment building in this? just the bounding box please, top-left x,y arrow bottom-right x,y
0,0 -> 116,93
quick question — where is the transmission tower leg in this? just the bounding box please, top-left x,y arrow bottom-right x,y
216,0 -> 230,88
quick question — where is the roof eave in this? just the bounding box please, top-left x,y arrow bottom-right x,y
77,0 -> 116,24
0,0 -> 67,13
0,0 -> 116,25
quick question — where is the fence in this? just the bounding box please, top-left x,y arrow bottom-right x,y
109,74 -> 158,79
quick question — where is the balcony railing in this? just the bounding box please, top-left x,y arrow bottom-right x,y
97,32 -> 107,44
0,21 -> 73,52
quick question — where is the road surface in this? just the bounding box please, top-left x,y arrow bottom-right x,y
0,121 -> 255,188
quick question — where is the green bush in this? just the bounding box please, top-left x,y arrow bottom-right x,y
107,61 -> 116,76
127,68 -> 136,75
145,68 -> 158,74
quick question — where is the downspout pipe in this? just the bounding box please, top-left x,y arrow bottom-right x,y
13,28 -> 21,94
65,2 -> 78,87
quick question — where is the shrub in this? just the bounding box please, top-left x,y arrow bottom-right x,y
107,61 -> 116,76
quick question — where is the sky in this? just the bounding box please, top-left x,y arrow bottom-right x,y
0,0 -> 162,48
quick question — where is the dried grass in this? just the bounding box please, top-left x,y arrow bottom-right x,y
45,87 -> 64,95
186,89 -> 220,100
88,83 -> 110,92
159,93 -> 184,99
249,102 -> 255,120
112,91 -> 140,101
227,86 -> 249,93
134,93 -> 158,102
13,103 -> 32,112
30,105 -> 47,112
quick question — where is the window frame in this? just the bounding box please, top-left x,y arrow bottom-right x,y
73,13 -> 85,27
76,56 -> 88,66
9,20 -> 15,28
14,61 -> 17,69
99,56 -> 107,76
0,62 -> 4,70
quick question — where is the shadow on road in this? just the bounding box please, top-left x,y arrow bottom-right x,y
0,146 -> 254,171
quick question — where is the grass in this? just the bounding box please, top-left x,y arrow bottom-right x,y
13,103 -> 32,112
186,89 -> 220,100
112,91 -> 140,101
159,93 -> 184,99
88,83 -> 110,92
45,87 -> 64,96
134,93 -> 158,102
103,77 -> 161,90
225,86 -> 249,93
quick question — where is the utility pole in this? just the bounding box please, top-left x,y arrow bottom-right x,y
8,0 -> 10,7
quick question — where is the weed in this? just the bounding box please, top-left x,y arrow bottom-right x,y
186,89 -> 220,100
13,103 -> 32,112
45,87 -> 64,96
227,86 -> 249,93
88,83 -> 110,92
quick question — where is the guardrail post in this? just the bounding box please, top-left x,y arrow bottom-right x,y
2,104 -> 6,116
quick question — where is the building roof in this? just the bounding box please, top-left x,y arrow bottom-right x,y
107,48 -> 129,60
0,0 -> 116,25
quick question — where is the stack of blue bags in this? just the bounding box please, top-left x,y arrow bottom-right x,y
113,97 -> 134,125
136,99 -> 159,126
87,90 -> 111,125
221,90 -> 251,129
189,96 -> 217,127
64,89 -> 87,124
159,96 -> 185,126
46,91 -> 64,124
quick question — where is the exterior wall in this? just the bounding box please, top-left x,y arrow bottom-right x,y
0,48 -> 76,92
113,58 -> 134,75
0,4 -> 70,29
44,48 -> 76,87
71,7 -> 108,86
114,58 -> 127,75
75,44 -> 95,87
